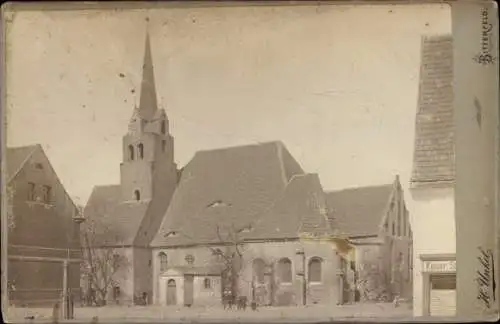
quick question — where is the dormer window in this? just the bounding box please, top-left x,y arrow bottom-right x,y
165,231 -> 178,238
207,200 -> 231,208
134,190 -> 141,201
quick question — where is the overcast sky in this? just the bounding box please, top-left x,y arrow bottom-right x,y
5,3 -> 451,206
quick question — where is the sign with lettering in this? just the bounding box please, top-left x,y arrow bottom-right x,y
422,260 -> 456,273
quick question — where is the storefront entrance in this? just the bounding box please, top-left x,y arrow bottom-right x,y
421,254 -> 456,317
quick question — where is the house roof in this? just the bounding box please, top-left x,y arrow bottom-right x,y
150,141 -> 310,247
5,144 -> 40,182
325,183 -> 394,237
411,35 -> 455,188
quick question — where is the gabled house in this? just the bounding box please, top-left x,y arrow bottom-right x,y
5,144 -> 81,307
325,176 -> 413,302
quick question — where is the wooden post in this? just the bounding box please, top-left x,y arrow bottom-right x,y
62,260 -> 68,319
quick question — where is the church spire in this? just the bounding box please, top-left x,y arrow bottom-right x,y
137,32 -> 158,121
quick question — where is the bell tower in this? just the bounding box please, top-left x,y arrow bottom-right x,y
120,33 -> 177,203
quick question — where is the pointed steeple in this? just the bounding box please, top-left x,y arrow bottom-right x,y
137,32 -> 158,121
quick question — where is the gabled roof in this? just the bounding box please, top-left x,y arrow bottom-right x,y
83,184 -> 151,246
249,173 -> 332,240
411,34 -> 454,188
5,144 -> 40,183
325,183 -> 394,237
150,141 -> 306,247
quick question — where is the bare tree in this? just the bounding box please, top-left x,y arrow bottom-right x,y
80,219 -> 129,306
207,224 -> 249,303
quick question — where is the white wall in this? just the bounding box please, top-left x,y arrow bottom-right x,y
410,188 -> 455,316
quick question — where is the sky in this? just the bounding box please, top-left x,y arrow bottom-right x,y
5,3 -> 451,207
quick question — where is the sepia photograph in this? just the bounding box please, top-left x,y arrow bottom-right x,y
1,1 -> 498,322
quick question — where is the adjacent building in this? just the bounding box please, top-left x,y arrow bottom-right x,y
5,144 -> 81,307
409,35 -> 456,317
325,177 -> 413,303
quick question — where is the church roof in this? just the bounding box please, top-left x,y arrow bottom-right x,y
325,183 -> 394,237
82,185 -> 151,246
5,144 -> 40,182
137,33 -> 158,121
411,34 -> 454,188
150,141 -> 332,247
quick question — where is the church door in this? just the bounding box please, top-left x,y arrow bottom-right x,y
184,275 -> 194,306
167,279 -> 177,306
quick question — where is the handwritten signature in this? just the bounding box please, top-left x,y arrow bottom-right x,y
476,247 -> 496,308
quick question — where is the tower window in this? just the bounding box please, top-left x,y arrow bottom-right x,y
161,120 -> 166,134
134,190 -> 141,201
128,145 -> 135,161
138,143 -> 144,159
162,140 -> 166,152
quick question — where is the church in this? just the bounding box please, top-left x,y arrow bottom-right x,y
83,33 -> 410,308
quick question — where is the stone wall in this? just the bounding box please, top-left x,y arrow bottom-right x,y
152,239 -> 343,307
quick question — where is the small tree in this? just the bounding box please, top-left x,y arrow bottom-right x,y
80,219 -> 129,306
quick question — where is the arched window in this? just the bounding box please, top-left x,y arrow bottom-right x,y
252,259 -> 266,284
128,145 -> 135,161
134,190 -> 141,201
138,143 -> 144,159
203,278 -> 211,289
277,258 -> 292,283
159,252 -> 168,272
162,140 -> 166,152
308,257 -> 322,283
161,120 -> 166,134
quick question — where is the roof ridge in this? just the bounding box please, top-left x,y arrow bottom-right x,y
195,140 -> 283,154
325,183 -> 393,194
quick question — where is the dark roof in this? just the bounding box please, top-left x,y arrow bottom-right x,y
83,185 -> 151,246
5,144 -> 40,182
249,173 -> 332,240
150,141 -> 311,247
411,35 -> 454,188
325,183 -> 394,237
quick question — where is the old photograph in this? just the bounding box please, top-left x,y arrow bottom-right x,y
1,1 -> 498,322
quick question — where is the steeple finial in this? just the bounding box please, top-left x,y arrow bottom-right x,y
137,31 -> 158,120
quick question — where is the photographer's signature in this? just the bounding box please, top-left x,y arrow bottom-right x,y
473,8 -> 496,65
